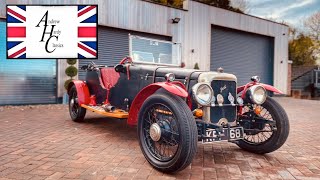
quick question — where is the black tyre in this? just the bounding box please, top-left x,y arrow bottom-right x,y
68,85 -> 86,122
237,97 -> 289,154
138,92 -> 197,173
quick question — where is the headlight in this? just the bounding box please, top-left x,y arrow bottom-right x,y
247,85 -> 267,105
192,83 -> 213,106
165,73 -> 175,82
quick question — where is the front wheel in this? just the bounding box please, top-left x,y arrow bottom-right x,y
237,97 -> 290,154
138,92 -> 197,173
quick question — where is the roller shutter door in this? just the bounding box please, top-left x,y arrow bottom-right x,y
210,26 -> 274,86
0,21 -> 57,105
79,26 -> 171,80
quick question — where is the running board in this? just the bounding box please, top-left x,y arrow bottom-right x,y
81,104 -> 129,119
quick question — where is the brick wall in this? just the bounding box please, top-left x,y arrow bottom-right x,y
287,63 -> 292,95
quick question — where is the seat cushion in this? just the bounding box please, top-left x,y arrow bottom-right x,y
100,68 -> 120,90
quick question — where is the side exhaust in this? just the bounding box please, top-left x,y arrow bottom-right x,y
102,104 -> 115,112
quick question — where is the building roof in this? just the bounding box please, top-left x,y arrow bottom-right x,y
292,66 -> 317,81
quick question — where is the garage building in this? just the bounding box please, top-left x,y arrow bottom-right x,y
0,0 -> 289,105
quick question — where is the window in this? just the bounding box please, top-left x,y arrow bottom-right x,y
130,35 -> 181,66
132,51 -> 154,63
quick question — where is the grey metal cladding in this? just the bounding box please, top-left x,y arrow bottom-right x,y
210,26 -> 274,86
78,26 -> 171,80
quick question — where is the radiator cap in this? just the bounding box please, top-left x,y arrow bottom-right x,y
217,67 -> 224,73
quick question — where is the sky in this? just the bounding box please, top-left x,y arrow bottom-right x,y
236,0 -> 320,29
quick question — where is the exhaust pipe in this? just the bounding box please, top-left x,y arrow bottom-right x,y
102,104 -> 115,112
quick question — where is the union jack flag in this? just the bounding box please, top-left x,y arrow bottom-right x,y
77,5 -> 97,59
7,5 -> 97,59
7,5 -> 26,59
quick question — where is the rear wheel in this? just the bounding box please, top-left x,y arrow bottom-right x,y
138,92 -> 197,173
237,97 -> 289,154
69,85 -> 86,122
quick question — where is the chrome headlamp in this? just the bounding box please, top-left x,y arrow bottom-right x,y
165,73 -> 175,82
246,85 -> 267,105
192,83 -> 213,106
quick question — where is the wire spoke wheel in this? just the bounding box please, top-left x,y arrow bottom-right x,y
237,97 -> 289,154
142,103 -> 180,161
69,90 -> 79,117
242,105 -> 275,145
68,85 -> 86,122
137,92 -> 197,173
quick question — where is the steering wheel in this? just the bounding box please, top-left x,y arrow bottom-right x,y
115,57 -> 132,73
119,56 -> 133,65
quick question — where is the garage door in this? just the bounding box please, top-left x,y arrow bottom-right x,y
78,26 -> 171,80
0,21 -> 57,105
210,26 -> 274,86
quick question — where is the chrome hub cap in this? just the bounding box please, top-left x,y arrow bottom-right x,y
70,98 -> 75,107
150,123 -> 161,142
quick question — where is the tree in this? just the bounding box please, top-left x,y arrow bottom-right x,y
304,11 -> 320,41
194,63 -> 200,69
289,27 -> 298,40
64,59 -> 78,90
289,34 -> 316,66
197,0 -> 244,13
304,11 -> 320,64
170,0 -> 183,7
150,0 -> 244,12
151,0 -> 183,8
230,0 -> 250,13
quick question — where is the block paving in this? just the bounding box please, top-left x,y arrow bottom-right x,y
0,97 -> 319,179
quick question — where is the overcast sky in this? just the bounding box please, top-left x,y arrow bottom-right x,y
238,0 -> 320,29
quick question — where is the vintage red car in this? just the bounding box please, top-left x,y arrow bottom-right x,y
67,37 -> 289,173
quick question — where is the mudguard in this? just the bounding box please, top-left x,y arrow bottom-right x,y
127,82 -> 189,125
259,83 -> 283,94
67,80 -> 90,105
236,85 -> 246,94
237,83 -> 283,95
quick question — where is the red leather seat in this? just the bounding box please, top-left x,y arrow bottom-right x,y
100,68 -> 120,90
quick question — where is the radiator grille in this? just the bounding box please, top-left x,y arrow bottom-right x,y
210,80 -> 237,124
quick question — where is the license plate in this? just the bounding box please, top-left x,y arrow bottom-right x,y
202,127 -> 244,143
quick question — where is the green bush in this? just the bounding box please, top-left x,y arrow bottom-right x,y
67,59 -> 77,65
194,63 -> 200,70
65,66 -> 78,78
64,79 -> 73,90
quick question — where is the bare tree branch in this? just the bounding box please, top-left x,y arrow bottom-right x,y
230,0 -> 250,13
304,11 -> 320,41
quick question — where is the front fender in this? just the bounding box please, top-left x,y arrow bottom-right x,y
237,83 -> 283,96
237,85 -> 245,94
259,83 -> 283,94
67,80 -> 90,105
127,82 -> 188,125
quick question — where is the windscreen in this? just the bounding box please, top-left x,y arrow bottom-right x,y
130,35 -> 181,66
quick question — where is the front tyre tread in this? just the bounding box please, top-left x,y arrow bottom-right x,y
237,97 -> 290,154
138,92 -> 197,173
68,85 -> 86,122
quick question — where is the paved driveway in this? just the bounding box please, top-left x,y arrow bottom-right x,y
0,98 -> 319,180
